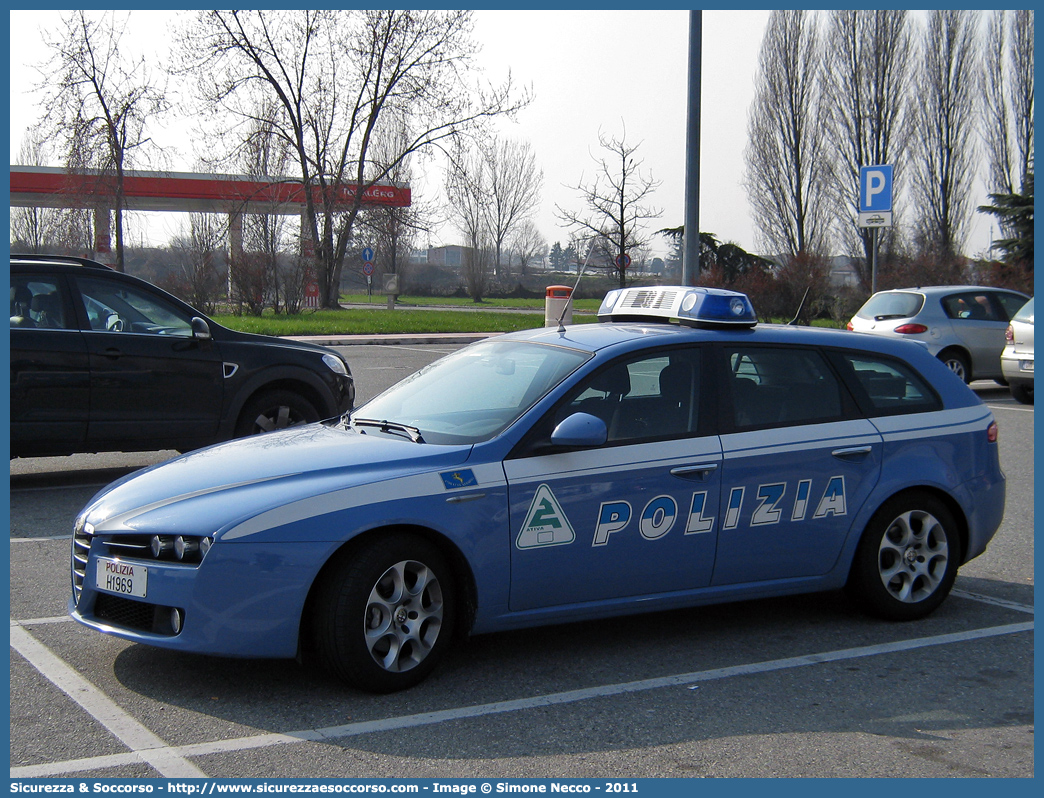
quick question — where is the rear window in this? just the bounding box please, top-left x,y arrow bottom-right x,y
1013,298 -> 1034,323
856,291 -> 924,321
839,354 -> 941,415
726,346 -> 843,428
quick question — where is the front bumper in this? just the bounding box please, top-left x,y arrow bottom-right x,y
70,535 -> 335,658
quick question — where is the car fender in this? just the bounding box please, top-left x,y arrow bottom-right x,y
220,363 -> 342,435
214,460 -> 510,634
825,439 -> 979,586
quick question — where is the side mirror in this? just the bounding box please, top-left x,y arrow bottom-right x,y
191,317 -> 212,340
551,412 -> 608,448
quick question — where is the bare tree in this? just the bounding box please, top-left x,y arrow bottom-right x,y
982,9 -> 1034,200
178,10 -> 527,309
745,10 -> 833,261
170,213 -> 224,314
508,219 -> 547,278
445,140 -> 493,301
357,113 -> 434,299
10,128 -> 62,252
481,137 -> 543,279
238,108 -> 294,313
823,10 -> 914,289
556,129 -> 662,288
909,10 -> 981,260
38,11 -> 169,271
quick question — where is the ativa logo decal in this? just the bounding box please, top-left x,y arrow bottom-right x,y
516,484 -> 575,549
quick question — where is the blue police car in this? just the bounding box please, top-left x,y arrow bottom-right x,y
70,286 -> 1005,692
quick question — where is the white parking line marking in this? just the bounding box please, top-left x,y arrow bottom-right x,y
10,536 -> 70,542
987,403 -> 1034,413
11,620 -> 1032,778
9,623 -> 208,778
952,589 -> 1034,614
16,614 -> 73,625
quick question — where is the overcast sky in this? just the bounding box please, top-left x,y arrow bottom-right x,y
8,9 -> 999,260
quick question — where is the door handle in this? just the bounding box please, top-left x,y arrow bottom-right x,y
831,445 -> 872,459
670,463 -> 719,480
446,492 -> 486,505
101,348 -> 123,359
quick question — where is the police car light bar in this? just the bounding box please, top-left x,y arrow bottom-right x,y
597,286 -> 758,328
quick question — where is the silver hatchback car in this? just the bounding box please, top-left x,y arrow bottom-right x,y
848,286 -> 1030,382
1000,297 -> 1033,404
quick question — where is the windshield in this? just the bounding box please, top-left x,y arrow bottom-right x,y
354,339 -> 591,444
856,291 -> 925,321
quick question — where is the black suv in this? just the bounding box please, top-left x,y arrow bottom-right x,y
10,254 -> 355,458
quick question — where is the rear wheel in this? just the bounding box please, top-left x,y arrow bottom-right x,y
234,389 -> 319,437
313,533 -> 456,692
938,349 -> 971,383
846,491 -> 960,621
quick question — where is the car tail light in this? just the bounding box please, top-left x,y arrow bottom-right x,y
987,421 -> 999,443
893,323 -> 929,334
1005,324 -> 1014,343
846,321 -> 855,331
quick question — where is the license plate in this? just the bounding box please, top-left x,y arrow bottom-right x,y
96,557 -> 147,598
1022,360 -> 1033,372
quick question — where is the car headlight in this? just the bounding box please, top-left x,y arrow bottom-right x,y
322,353 -> 349,376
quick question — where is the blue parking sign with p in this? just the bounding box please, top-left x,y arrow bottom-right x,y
860,165 -> 893,213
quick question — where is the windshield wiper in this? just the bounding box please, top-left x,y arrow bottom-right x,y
351,417 -> 425,443
873,313 -> 908,321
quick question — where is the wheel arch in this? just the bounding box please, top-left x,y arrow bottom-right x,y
298,523 -> 479,659
847,484 -> 969,581
224,368 -> 338,436
936,345 -> 972,381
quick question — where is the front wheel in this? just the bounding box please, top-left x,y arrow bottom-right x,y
313,534 -> 456,692
234,389 -> 319,437
846,491 -> 960,621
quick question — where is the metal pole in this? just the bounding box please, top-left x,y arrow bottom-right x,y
681,10 -> 702,286
870,226 -> 878,295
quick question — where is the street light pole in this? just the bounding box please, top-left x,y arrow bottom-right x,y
682,10 -> 702,286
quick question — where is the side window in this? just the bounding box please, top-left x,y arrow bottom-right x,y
10,276 -> 70,329
726,346 -> 843,428
565,349 -> 701,444
76,277 -> 194,336
942,292 -> 1000,322
995,292 -> 1030,321
838,353 -> 941,415
516,347 -> 701,454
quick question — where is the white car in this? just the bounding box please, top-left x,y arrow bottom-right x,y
1001,298 -> 1033,404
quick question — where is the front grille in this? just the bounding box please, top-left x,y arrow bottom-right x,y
99,534 -> 211,564
93,594 -> 181,636
72,526 -> 211,607
72,522 -> 93,606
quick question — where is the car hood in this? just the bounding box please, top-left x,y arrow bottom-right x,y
81,423 -> 474,537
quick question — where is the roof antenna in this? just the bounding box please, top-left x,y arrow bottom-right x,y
787,284 -> 812,325
557,238 -> 596,333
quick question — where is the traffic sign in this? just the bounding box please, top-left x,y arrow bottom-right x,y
362,262 -> 374,276
362,246 -> 375,263
616,252 -> 632,270
859,165 -> 893,228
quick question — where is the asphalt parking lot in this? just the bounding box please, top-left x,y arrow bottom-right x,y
8,348 -> 1034,779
